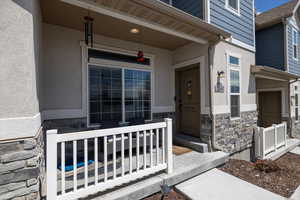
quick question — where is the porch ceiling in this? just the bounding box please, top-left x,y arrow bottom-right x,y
41,0 -> 230,50
251,65 -> 300,81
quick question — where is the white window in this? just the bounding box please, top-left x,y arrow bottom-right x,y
226,0 -> 240,15
228,55 -> 241,118
295,86 -> 299,121
293,29 -> 298,60
88,65 -> 152,127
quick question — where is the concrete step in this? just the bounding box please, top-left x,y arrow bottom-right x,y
176,169 -> 286,200
174,134 -> 208,153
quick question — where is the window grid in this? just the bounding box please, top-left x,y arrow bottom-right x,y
228,54 -> 241,119
88,65 -> 152,126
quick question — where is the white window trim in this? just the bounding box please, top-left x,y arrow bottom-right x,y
292,28 -> 298,61
80,42 -> 155,128
225,0 -> 240,16
87,63 -> 153,127
227,52 -> 242,120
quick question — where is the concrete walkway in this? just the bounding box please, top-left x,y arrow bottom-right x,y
176,169 -> 287,200
290,146 -> 300,155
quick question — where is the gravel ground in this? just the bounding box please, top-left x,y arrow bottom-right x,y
143,189 -> 187,200
220,153 -> 300,198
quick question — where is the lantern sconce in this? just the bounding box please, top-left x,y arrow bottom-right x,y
217,71 -> 225,78
84,15 -> 94,47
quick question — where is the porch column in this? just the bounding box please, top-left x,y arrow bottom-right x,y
0,1 -> 44,200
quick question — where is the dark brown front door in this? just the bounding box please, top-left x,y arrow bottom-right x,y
176,66 -> 200,137
258,91 -> 282,127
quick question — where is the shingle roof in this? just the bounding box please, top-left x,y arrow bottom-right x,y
256,0 -> 299,30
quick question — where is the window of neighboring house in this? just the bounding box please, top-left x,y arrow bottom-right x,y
293,29 -> 298,60
88,66 -> 152,126
295,86 -> 299,121
226,0 -> 240,15
229,55 -> 241,118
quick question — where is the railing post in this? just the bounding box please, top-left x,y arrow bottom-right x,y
165,118 -> 173,174
273,124 -> 278,151
284,122 -> 287,147
260,127 -> 265,159
47,129 -> 58,200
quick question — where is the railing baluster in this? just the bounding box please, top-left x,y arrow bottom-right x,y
121,133 -> 125,177
61,142 -> 65,194
150,129 -> 153,167
156,128 -> 159,165
143,131 -> 147,169
136,132 -> 140,172
162,127 -> 165,164
84,139 -> 88,188
104,136 -> 107,182
113,135 -> 116,179
94,137 -> 98,184
73,140 -> 77,191
129,132 -> 132,174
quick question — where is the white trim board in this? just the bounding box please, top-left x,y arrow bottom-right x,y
0,113 -> 41,141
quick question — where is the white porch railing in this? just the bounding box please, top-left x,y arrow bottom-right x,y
255,122 -> 287,159
46,118 -> 173,200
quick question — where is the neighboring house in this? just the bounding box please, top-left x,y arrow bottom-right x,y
0,0 -> 256,199
254,0 -> 300,138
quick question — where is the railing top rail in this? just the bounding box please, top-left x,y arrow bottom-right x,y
54,121 -> 167,143
262,126 -> 275,132
275,123 -> 286,128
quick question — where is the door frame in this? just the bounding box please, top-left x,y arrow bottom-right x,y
173,56 -> 208,114
173,56 -> 206,137
256,88 -> 287,118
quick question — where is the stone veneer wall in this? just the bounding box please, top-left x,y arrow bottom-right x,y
0,128 -> 45,200
215,111 -> 258,153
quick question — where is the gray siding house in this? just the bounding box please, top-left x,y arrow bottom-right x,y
0,0 -> 257,199
254,0 -> 300,138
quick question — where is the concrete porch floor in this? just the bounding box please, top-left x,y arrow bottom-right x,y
84,150 -> 229,200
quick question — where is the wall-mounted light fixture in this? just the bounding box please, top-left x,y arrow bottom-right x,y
217,71 -> 225,78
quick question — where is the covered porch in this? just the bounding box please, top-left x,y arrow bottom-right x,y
40,0 -> 229,135
40,0 -> 230,199
251,65 -> 299,129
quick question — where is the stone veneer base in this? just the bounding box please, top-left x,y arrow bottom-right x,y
214,111 -> 258,154
0,128 -> 45,200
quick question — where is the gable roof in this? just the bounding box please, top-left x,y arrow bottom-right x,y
256,0 -> 299,30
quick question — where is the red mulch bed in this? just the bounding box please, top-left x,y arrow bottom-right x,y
220,153 -> 300,198
143,189 -> 187,200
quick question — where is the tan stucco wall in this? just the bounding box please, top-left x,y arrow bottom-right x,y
0,0 -> 41,119
42,23 -> 174,116
172,43 -> 211,111
212,41 -> 256,114
0,0 -> 42,140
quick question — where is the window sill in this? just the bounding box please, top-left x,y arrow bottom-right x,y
225,6 -> 240,16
